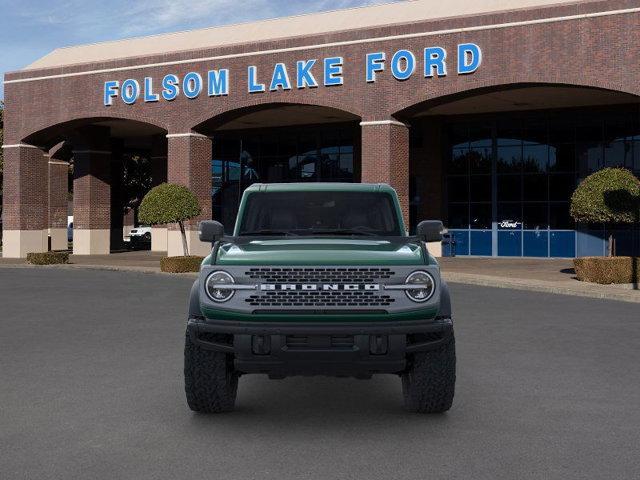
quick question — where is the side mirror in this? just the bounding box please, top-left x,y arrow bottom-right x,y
198,220 -> 225,243
416,220 -> 444,242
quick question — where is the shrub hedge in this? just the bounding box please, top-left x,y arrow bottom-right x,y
27,251 -> 70,265
573,256 -> 640,284
160,255 -> 204,273
570,168 -> 640,224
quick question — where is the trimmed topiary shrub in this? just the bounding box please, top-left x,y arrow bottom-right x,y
139,183 -> 202,256
160,255 -> 204,273
574,256 -> 639,284
570,168 -> 640,257
27,251 -> 70,265
570,168 -> 640,224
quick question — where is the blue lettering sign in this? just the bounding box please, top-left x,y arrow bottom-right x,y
121,79 -> 140,104
270,63 -> 292,91
248,66 -> 265,93
208,69 -> 229,96
144,77 -> 159,102
183,72 -> 203,99
104,80 -> 119,106
390,50 -> 415,81
161,74 -> 179,101
296,60 -> 318,89
101,45 -> 483,105
366,52 -> 385,83
424,47 -> 447,77
458,43 -> 482,74
324,57 -> 343,86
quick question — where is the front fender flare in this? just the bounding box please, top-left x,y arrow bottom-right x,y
437,280 -> 452,319
188,279 -> 202,318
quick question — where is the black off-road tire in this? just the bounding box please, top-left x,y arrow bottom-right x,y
401,332 -> 456,413
184,331 -> 238,413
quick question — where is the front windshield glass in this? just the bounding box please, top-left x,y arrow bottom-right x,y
238,191 -> 401,236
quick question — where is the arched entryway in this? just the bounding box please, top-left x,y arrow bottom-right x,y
398,84 -> 640,258
194,103 -> 361,232
4,117 -> 167,257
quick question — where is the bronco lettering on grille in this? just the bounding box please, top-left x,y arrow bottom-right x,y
259,284 -> 380,291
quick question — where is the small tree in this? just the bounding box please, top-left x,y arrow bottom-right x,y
570,168 -> 640,256
139,183 -> 202,256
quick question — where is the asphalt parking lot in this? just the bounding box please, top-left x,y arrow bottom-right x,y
1,268 -> 639,480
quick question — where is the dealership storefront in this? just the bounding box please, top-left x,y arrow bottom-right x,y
3,0 -> 640,258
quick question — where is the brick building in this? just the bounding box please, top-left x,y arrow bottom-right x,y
3,0 -> 640,258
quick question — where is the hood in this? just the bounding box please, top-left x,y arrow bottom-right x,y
214,238 -> 426,266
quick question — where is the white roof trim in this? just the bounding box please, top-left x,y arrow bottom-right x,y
19,0 -> 595,71
5,6 -> 638,86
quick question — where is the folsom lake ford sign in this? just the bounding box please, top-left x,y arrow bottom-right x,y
103,43 -> 482,106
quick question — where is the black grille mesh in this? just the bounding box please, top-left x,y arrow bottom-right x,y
245,267 -> 394,283
244,267 -> 397,308
246,290 -> 395,307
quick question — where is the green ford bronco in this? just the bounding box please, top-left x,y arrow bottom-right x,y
186,183 -> 455,413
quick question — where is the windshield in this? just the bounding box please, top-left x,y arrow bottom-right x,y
238,191 -> 402,236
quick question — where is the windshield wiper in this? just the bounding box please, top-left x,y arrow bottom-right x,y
240,229 -> 299,236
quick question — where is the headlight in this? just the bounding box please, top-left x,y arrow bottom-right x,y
404,271 -> 435,303
205,271 -> 235,302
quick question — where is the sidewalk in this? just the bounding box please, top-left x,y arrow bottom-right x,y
439,257 -> 640,303
1,251 -> 639,303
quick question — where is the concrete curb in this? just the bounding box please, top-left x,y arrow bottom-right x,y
442,272 -> 640,304
0,262 -> 199,278
1,263 -> 638,303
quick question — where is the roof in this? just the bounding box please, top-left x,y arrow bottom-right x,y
25,0 -> 587,70
245,183 -> 396,193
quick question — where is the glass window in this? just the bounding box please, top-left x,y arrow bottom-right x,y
497,203 -> 522,230
523,121 -> 548,145
239,191 -> 401,236
497,145 -> 522,173
523,174 -> 548,202
523,145 -> 548,173
549,202 -> 573,229
449,148 -> 469,174
469,125 -> 492,148
523,203 -> 548,229
577,143 -> 603,174
575,119 -> 602,143
549,174 -> 576,201
549,144 -> 575,173
497,175 -> 521,201
447,176 -> 469,203
604,140 -> 632,168
470,175 -> 492,202
497,121 -> 522,146
469,147 -> 492,173
447,204 -> 469,229
470,203 -> 492,229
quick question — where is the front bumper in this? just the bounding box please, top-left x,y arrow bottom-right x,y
187,316 -> 453,377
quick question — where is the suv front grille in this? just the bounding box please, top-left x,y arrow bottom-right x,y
246,290 -> 395,308
245,267 -> 395,283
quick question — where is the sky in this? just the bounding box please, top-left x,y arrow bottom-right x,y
0,0 -> 402,100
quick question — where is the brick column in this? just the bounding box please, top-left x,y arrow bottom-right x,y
1,144 -> 49,258
48,158 -> 69,251
72,127 -> 112,255
150,134 -> 168,252
166,132 -> 212,257
360,120 -> 410,229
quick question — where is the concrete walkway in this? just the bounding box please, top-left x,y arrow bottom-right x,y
1,251 -> 639,303
439,257 -> 640,303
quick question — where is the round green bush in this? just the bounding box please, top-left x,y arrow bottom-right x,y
138,183 -> 202,226
570,168 -> 640,224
